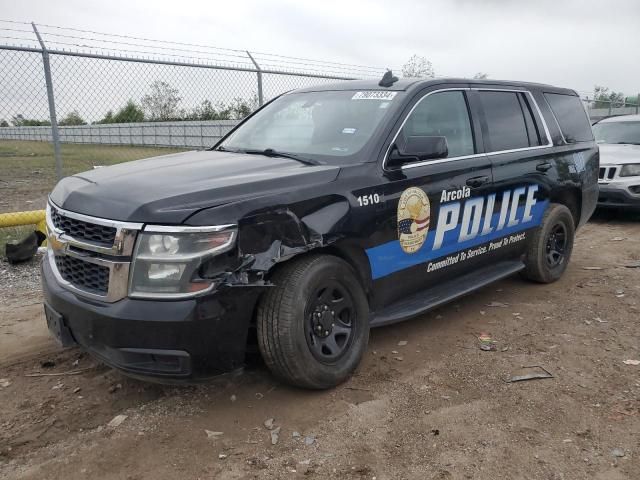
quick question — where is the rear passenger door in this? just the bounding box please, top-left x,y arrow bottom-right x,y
470,88 -> 554,259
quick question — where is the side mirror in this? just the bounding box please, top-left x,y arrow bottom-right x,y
388,135 -> 448,167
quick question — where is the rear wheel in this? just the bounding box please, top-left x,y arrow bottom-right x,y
256,255 -> 369,389
521,203 -> 575,283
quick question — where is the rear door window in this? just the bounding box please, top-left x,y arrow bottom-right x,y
544,93 -> 594,143
479,91 -> 531,151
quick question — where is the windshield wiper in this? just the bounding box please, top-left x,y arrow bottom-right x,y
614,142 -> 640,145
240,148 -> 322,166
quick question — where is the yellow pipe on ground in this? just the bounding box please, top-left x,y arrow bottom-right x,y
0,210 -> 46,228
0,210 -> 47,246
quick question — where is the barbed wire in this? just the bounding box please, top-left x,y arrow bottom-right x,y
32,21 -> 401,73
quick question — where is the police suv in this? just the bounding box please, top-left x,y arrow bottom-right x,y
43,74 -> 598,389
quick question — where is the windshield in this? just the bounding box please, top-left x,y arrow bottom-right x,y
219,90 -> 401,160
592,121 -> 640,145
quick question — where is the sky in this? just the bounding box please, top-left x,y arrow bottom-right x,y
1,0 -> 640,98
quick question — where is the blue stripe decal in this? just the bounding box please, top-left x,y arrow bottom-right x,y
366,200 -> 548,280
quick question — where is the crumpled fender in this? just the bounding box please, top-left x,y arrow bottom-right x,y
238,198 -> 350,272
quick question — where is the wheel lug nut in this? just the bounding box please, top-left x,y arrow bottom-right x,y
323,306 -> 328,311
331,323 -> 335,327
324,330 -> 329,335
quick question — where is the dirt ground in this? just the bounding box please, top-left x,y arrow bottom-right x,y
1,209 -> 639,480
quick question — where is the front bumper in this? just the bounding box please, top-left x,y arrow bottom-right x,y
597,183 -> 640,210
42,257 -> 262,381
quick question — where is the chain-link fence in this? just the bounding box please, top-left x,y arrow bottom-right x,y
582,97 -> 640,123
0,22 -> 399,253
1,21 -> 397,222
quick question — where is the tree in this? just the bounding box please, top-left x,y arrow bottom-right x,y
141,81 -> 182,121
0,119 -> 8,127
97,101 -> 145,124
113,100 -> 145,123
11,114 -> 51,127
228,94 -> 259,119
190,100 -> 232,120
58,110 -> 86,126
401,55 -> 435,79
594,85 -> 625,109
473,72 -> 489,80
97,110 -> 115,124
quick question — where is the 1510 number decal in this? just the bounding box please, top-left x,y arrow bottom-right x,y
356,193 -> 381,207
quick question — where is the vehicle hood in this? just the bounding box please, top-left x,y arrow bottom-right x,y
598,143 -> 640,166
50,150 -> 341,223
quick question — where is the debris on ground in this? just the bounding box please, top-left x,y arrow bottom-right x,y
40,360 -> 55,369
624,262 -> 640,268
622,359 -> 640,366
506,365 -> 554,383
393,356 -> 404,361
397,340 -> 408,346
583,266 -> 603,270
486,301 -> 509,308
5,231 -> 46,264
611,237 -> 625,241
205,430 -> 224,439
611,448 -> 625,458
270,426 -> 281,445
478,333 -> 497,351
264,418 -> 275,430
108,383 -> 122,393
0,378 -> 11,388
304,435 -> 316,446
292,431 -> 301,438
107,414 -> 128,428
218,454 -> 228,460
230,394 -> 237,402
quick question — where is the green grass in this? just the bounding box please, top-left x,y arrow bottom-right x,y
0,140 -> 187,255
0,140 -> 186,179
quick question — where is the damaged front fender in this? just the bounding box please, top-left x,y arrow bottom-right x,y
238,198 -> 351,272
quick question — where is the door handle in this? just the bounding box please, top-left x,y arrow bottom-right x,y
536,162 -> 553,172
466,176 -> 489,188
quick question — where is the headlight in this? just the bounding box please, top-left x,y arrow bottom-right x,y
129,225 -> 236,298
620,164 -> 640,177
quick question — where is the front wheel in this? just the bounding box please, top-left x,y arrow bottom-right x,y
256,255 -> 369,389
521,203 -> 575,283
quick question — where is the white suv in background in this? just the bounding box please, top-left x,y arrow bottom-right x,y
593,114 -> 640,211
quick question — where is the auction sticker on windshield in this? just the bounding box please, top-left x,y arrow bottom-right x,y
352,91 -> 397,100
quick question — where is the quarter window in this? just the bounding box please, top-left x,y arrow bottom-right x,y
544,93 -> 594,143
398,91 -> 475,158
479,91 -> 532,151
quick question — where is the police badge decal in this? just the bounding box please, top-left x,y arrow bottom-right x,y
397,187 -> 431,254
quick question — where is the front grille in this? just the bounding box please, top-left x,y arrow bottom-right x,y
51,206 -> 117,246
599,166 -> 618,181
55,255 -> 110,295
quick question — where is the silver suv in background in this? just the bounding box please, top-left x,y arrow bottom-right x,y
592,115 -> 640,211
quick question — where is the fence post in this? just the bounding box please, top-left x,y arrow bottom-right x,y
637,94 -> 639,114
32,22 -> 63,180
246,51 -> 264,107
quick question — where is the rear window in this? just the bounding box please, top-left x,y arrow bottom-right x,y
479,91 -> 532,151
544,93 -> 593,143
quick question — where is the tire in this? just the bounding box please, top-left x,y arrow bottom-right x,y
521,203 -> 575,283
256,254 -> 369,389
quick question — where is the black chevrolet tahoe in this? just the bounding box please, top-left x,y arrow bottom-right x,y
43,75 -> 599,389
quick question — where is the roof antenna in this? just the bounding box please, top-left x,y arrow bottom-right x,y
379,69 -> 398,88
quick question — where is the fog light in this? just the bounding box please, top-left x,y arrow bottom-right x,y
629,185 -> 640,194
